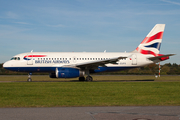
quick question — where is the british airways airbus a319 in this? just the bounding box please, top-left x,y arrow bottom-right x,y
3,24 -> 175,82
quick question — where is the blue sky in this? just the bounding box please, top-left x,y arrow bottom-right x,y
0,0 -> 180,64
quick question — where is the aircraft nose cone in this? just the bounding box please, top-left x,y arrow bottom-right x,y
3,61 -> 11,68
3,62 -> 7,68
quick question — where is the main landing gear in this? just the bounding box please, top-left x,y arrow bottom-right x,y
79,77 -> 85,81
27,73 -> 32,82
79,76 -> 93,82
86,76 -> 93,82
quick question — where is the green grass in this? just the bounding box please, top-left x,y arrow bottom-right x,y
0,81 -> 180,107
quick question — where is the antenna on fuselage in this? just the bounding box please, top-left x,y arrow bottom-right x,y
104,50 -> 106,53
31,50 -> 33,53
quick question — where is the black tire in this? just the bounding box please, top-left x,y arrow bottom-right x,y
86,76 -> 93,82
79,77 -> 85,81
27,78 -> 32,82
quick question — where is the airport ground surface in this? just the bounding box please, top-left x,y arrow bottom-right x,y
0,106 -> 180,120
0,75 -> 180,82
0,75 -> 180,120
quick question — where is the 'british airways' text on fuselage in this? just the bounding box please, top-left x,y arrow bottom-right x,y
35,60 -> 70,64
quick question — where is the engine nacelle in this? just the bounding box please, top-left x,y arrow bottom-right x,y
49,67 -> 85,78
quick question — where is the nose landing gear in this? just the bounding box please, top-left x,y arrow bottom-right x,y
27,73 -> 32,82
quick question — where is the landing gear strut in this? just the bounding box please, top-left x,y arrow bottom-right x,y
27,73 -> 32,82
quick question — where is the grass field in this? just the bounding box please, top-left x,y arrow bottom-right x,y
0,75 -> 180,107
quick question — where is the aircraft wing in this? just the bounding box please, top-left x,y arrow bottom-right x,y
74,56 -> 127,70
148,54 -> 175,61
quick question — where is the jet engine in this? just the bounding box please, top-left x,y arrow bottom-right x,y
49,67 -> 85,78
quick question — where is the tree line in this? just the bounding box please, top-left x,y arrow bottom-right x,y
0,63 -> 180,75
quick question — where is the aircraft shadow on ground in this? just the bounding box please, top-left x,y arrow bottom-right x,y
17,79 -> 155,82
93,79 -> 155,82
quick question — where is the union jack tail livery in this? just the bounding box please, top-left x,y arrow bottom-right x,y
135,24 -> 165,56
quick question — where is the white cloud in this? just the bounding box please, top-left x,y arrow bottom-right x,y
136,10 -> 180,15
161,0 -> 180,5
14,22 -> 31,25
46,24 -> 65,27
6,11 -> 19,19
0,25 -> 32,37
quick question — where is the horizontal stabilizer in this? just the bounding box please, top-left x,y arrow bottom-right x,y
148,54 -> 175,61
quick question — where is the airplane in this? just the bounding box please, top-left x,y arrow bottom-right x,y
3,24 -> 175,82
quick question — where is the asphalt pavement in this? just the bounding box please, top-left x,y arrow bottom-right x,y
0,106 -> 180,120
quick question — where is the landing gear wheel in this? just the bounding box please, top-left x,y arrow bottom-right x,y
27,78 -> 32,82
79,77 -> 85,81
86,76 -> 93,82
27,73 -> 32,82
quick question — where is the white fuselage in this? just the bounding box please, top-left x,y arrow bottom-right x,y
3,52 -> 155,73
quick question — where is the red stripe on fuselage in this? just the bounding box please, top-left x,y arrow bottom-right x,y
24,55 -> 47,58
141,32 -> 163,44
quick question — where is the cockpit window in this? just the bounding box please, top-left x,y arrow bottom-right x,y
11,57 -> 20,60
